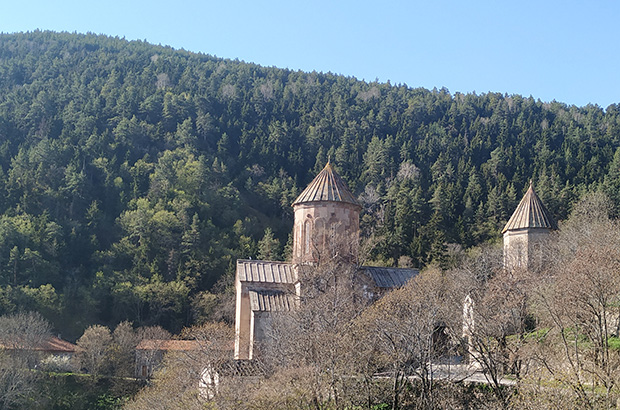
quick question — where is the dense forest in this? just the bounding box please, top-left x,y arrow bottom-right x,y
0,31 -> 619,337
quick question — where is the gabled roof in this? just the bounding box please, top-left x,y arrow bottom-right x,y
237,259 -> 416,289
237,260 -> 296,284
292,162 -> 361,208
0,336 -> 77,353
249,290 -> 296,312
502,182 -> 557,233
361,266 -> 418,288
38,336 -> 77,353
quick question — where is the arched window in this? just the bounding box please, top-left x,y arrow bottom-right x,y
304,220 -> 312,256
296,221 -> 303,257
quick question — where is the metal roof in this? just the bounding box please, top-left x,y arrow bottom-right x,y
249,290 -> 296,312
361,266 -> 418,288
502,182 -> 557,233
237,260 -> 296,284
292,162 -> 361,207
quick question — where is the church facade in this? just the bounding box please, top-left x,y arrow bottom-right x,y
236,163 -> 557,361
235,162 -> 418,360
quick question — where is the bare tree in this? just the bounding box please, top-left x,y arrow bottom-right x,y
75,324 -> 113,375
180,322 -> 235,401
125,322 -> 234,410
136,325 -> 171,341
132,325 -> 172,377
248,228 -> 375,409
107,321 -> 140,377
0,311 -> 51,360
125,358 -> 204,410
452,242 -> 534,406
522,192 -> 620,408
269,259 -> 369,407
108,322 -> 179,378
467,267 -> 534,405
0,311 -> 51,408
354,266 -> 461,410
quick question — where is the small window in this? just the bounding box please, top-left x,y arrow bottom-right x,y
304,220 -> 312,255
142,365 -> 148,377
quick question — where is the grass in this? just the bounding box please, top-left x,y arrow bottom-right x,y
607,336 -> 620,350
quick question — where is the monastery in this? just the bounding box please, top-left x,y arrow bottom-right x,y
235,163 -> 557,361
235,162 -> 419,360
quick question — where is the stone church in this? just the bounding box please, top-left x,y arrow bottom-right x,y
235,162 -> 419,360
235,162 -> 557,361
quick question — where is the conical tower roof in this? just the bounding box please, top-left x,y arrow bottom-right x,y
292,162 -> 361,207
502,182 -> 557,234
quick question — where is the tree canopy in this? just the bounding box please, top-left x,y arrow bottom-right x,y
0,31 -> 619,336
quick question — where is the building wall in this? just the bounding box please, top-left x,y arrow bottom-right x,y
234,279 -> 251,360
503,228 -> 551,271
135,349 -> 164,379
235,279 -> 295,360
292,202 -> 360,264
251,311 -> 272,354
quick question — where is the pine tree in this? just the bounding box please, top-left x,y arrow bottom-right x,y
258,227 -> 280,261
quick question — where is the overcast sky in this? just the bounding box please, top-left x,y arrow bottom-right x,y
2,0 -> 619,108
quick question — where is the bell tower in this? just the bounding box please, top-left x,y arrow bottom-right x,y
291,162 -> 361,264
502,182 -> 557,271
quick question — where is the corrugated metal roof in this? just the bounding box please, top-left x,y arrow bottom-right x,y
237,260 -> 296,284
361,266 -> 418,288
292,162 -> 361,207
249,290 -> 296,312
502,182 -> 557,233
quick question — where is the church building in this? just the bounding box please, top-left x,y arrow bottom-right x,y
235,162 -> 419,360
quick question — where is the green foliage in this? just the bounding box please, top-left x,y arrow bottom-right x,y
0,31 -> 618,334
34,373 -> 141,410
608,337 -> 620,351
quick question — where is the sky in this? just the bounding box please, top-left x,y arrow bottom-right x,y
1,0 -> 619,108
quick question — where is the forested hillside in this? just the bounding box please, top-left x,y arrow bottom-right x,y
0,31 -> 619,336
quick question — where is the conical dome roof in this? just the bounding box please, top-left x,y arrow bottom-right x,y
292,162 -> 361,207
502,182 -> 557,234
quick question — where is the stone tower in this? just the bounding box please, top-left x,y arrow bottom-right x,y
234,162 -> 417,361
291,162 -> 362,264
502,182 -> 557,271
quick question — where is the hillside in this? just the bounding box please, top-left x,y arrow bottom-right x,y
0,30 -> 619,336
